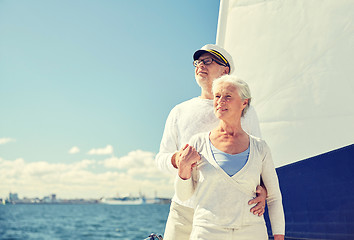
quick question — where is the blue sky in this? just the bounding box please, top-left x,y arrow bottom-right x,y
0,0 -> 220,199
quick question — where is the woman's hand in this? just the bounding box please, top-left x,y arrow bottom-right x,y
248,185 -> 267,216
177,144 -> 200,180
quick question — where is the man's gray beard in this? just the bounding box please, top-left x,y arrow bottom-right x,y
195,77 -> 210,89
195,78 -> 202,88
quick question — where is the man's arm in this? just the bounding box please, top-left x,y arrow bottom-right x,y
155,108 -> 180,174
248,183 -> 267,216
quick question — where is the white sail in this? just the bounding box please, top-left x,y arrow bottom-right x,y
216,0 -> 354,167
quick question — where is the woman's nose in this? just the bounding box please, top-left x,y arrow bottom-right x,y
218,97 -> 225,104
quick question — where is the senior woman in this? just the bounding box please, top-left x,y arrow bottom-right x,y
175,75 -> 285,240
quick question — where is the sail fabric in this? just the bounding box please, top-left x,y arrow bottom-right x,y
216,0 -> 354,167
264,144 -> 354,239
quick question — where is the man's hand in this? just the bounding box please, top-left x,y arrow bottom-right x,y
171,144 -> 189,169
248,185 -> 267,216
177,145 -> 200,180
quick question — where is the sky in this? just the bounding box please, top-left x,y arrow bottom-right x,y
0,0 -> 221,199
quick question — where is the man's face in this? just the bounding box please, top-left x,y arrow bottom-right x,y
194,53 -> 229,88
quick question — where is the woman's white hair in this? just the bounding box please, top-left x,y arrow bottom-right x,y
212,75 -> 252,117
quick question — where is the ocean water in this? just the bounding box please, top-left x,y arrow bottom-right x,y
0,204 -> 170,240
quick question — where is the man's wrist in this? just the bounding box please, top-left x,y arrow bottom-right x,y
171,153 -> 178,169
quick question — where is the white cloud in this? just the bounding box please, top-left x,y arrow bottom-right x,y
100,150 -> 169,180
87,145 -> 113,155
0,150 -> 174,199
101,150 -> 155,169
68,146 -> 80,154
0,138 -> 16,145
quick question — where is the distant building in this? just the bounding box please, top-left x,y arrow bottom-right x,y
42,196 -> 51,203
9,192 -> 19,202
51,194 -> 56,202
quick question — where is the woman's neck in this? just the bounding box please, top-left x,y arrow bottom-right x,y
210,121 -> 249,155
217,119 -> 243,136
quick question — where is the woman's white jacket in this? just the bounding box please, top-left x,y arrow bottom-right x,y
175,132 -> 285,235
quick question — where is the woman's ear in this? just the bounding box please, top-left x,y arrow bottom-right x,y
242,99 -> 249,107
242,99 -> 248,111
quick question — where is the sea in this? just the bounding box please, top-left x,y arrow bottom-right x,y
0,204 -> 170,240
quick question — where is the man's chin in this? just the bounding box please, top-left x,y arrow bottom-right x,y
195,78 -> 207,88
196,75 -> 208,82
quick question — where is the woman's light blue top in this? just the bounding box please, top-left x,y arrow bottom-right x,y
209,139 -> 250,177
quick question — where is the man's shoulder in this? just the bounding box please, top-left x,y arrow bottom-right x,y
174,97 -> 199,108
170,97 -> 202,113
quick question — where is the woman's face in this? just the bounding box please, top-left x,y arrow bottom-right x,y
213,82 -> 248,121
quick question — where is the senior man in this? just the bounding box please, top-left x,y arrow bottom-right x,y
155,44 -> 266,240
